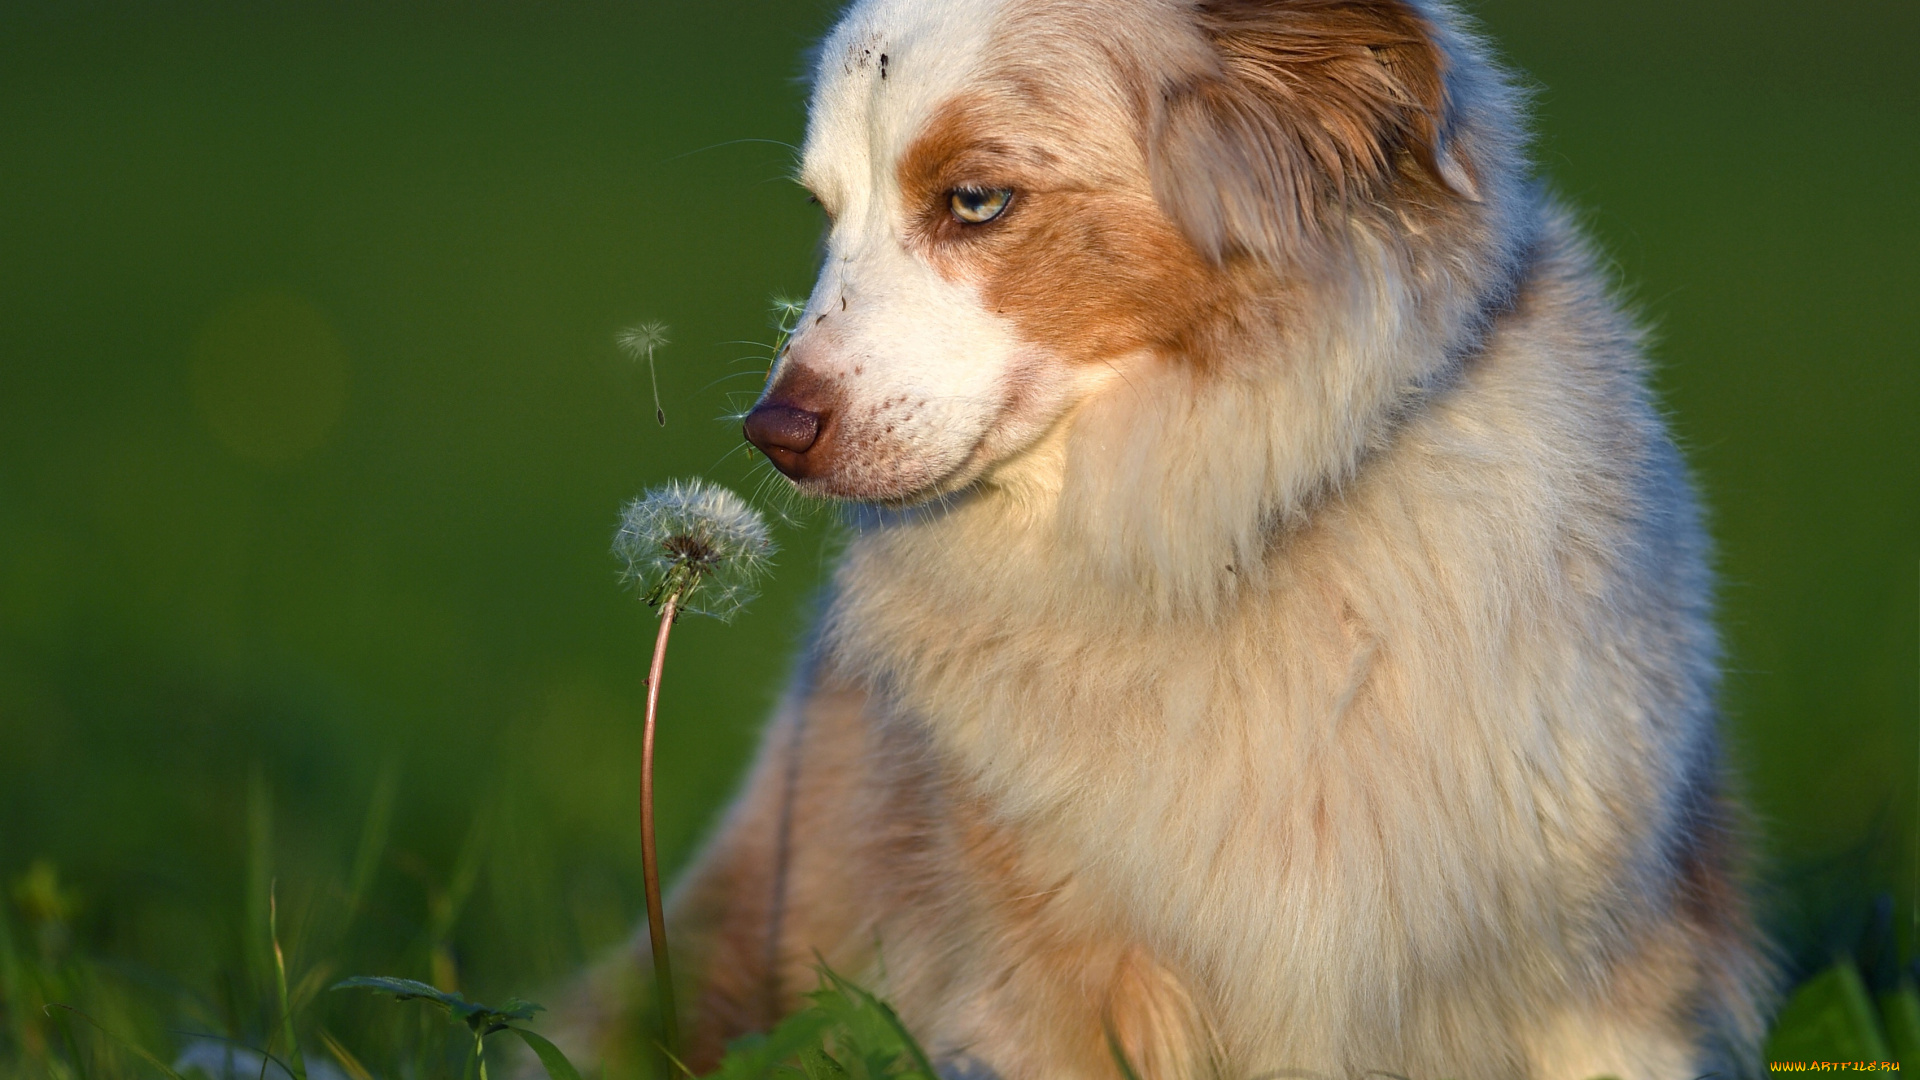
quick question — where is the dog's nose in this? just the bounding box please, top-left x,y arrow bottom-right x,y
743,402 -> 823,472
744,403 -> 821,454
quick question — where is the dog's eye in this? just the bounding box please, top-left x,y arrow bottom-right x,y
804,190 -> 837,223
949,187 -> 1012,225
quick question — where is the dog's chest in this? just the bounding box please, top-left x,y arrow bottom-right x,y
830,522 -> 1624,1052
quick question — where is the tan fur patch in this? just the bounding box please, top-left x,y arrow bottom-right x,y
1153,0 -> 1458,263
896,94 -> 1244,368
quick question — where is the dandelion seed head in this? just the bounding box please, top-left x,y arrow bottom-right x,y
616,321 -> 671,357
613,478 -> 776,621
768,295 -> 805,326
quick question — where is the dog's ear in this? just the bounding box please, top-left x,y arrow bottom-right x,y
1150,0 -> 1468,266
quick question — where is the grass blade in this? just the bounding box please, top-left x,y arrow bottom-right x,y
344,763 -> 399,924
428,806 -> 491,992
1105,1025 -> 1144,1080
0,901 -> 29,1057
270,884 -> 309,1080
245,769 -> 275,996
317,1030 -> 374,1080
43,1004 -> 187,1080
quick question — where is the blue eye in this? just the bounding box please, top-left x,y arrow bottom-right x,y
949,187 -> 1012,224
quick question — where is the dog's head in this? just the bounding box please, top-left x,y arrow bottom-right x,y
747,0 -> 1522,518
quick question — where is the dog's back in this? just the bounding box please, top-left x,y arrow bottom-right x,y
569,2 -> 1768,1076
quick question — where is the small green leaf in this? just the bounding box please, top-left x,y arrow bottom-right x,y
816,966 -> 938,1079
704,1011 -> 832,1080
799,1047 -> 850,1080
331,976 -> 543,1035
1880,980 -> 1920,1066
505,1028 -> 585,1080
333,975 -> 458,1006
1765,959 -> 1891,1060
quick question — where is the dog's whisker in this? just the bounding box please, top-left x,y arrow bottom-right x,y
698,371 -> 774,395
655,136 -> 800,167
704,439 -> 760,476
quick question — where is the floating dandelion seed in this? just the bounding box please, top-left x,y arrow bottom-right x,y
768,295 -> 806,362
616,321 -> 671,426
611,478 -> 775,1054
769,294 -> 805,331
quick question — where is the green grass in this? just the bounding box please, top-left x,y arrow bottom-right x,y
0,832 -> 1916,1079
0,838 -> 948,1080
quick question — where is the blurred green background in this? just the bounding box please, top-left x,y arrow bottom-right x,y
0,0 -> 1914,1063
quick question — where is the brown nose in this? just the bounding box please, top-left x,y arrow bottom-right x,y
743,402 -> 823,474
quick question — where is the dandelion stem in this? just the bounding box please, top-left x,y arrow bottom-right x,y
613,478 -> 773,1054
647,344 -> 666,427
641,590 -> 681,1054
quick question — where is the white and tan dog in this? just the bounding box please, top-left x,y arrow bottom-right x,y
578,1 -> 1769,1076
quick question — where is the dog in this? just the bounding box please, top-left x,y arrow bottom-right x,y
568,1 -> 1769,1076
